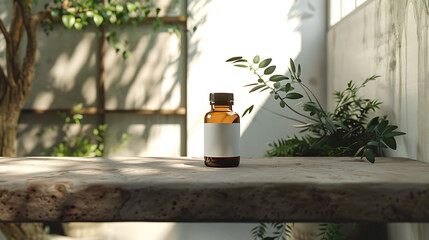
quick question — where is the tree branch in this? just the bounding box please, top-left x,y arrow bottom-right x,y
33,9 -> 51,24
9,1 -> 24,45
0,65 -> 6,83
16,1 -> 46,100
9,1 -> 24,70
0,19 -> 17,89
0,19 -> 11,45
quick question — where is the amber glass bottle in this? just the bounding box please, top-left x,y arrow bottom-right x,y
204,93 -> 240,167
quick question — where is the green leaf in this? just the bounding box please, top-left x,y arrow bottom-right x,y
127,2 -> 136,12
264,66 -> 276,75
233,59 -> 247,63
381,125 -> 398,136
324,117 -> 336,133
67,8 -> 76,15
259,58 -> 272,68
367,140 -> 380,147
242,105 -> 254,117
74,22 -> 83,30
51,9 -> 59,18
226,56 -> 242,62
285,92 -> 303,99
363,148 -> 375,163
382,137 -> 397,149
249,85 -> 265,93
297,64 -> 301,77
273,82 -> 281,89
253,55 -> 260,64
116,5 -> 124,13
280,101 -> 286,108
383,131 -> 406,137
109,14 -> 117,24
258,79 -> 264,83
333,120 -> 349,131
303,102 -> 321,113
134,2 -> 142,9
285,83 -> 291,92
62,15 -> 75,29
122,50 -> 131,59
375,119 -> 389,133
234,64 -> 248,68
290,58 -> 296,73
269,75 -> 288,82
244,83 -> 258,87
73,114 -> 83,120
260,86 -> 270,92
86,11 -> 94,18
93,14 -> 104,27
274,94 -> 279,100
367,117 -> 379,132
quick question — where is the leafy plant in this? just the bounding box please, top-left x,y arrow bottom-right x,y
251,223 -> 292,240
318,223 -> 343,240
227,56 -> 406,240
226,56 -> 405,163
37,103 -> 129,157
41,0 -> 177,58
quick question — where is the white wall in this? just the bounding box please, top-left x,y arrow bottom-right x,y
187,0 -> 327,157
186,1 -> 326,239
327,0 -> 429,239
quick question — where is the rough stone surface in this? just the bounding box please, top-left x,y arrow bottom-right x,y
0,157 -> 428,222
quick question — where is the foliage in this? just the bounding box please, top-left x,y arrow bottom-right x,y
251,223 -> 292,240
227,56 -> 406,240
37,0 -> 175,59
318,223 -> 343,240
226,56 -> 405,163
37,103 -> 129,157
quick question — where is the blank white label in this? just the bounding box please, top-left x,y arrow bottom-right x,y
204,123 -> 240,157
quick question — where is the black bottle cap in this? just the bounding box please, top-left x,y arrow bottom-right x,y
209,93 -> 234,105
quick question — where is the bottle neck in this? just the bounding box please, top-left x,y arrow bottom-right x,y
211,104 -> 233,111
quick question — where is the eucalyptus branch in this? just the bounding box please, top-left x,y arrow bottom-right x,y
249,65 -> 273,91
247,63 -> 318,122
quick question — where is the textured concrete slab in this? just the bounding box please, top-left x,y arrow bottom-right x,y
0,157 -> 428,222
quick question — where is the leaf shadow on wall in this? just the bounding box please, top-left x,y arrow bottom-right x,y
17,1 -> 187,157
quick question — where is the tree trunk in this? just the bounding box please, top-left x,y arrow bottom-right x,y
0,68 -> 47,240
0,1 -> 48,239
0,97 -> 20,157
0,93 -> 46,238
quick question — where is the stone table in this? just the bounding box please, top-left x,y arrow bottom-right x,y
0,156 -> 428,222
